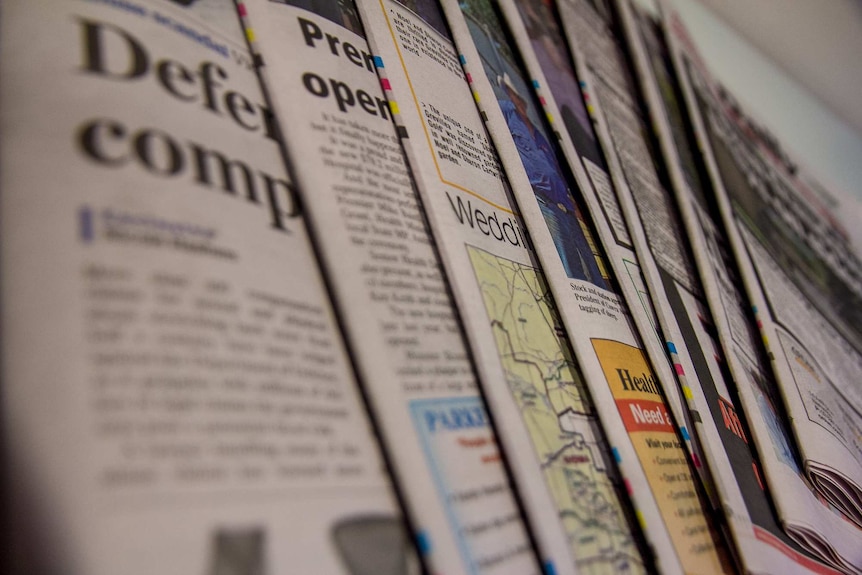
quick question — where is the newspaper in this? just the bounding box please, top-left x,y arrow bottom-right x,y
662,0 -> 862,536
235,1 -> 543,573
0,1 -> 411,573
494,0 -> 721,504
351,0 -> 649,572
578,0 -> 850,571
437,0 -> 733,573
645,4 -> 862,573
663,22 -> 862,533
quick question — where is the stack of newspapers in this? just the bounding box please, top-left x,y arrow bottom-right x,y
2,0 -> 861,573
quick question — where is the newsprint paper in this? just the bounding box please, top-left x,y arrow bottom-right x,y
352,0 -> 648,572
582,0 -> 847,572
0,0 -> 409,573
237,1 -> 541,573
438,0 -> 732,573
661,1 -> 862,537
654,4 -> 862,573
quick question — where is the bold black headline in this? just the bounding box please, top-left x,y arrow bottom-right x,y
297,17 -> 391,121
75,17 -> 299,233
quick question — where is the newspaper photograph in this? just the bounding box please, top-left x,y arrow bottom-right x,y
236,1 -> 542,573
352,0 -> 651,572
437,0 -> 732,572
0,1 -> 411,573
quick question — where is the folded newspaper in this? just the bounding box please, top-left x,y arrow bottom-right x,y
1,1 -> 412,573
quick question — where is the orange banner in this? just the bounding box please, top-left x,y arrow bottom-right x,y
616,398 -> 675,433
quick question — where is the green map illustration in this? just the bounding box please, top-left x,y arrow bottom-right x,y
467,246 -> 645,575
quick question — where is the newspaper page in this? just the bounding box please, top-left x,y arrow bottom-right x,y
647,5 -> 862,573
235,1 -> 543,573
584,0 -> 850,572
0,1 -> 411,574
661,0 -> 862,541
437,0 -> 733,573
495,0 -> 717,501
351,0 -> 650,572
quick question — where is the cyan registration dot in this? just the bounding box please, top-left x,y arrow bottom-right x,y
416,531 -> 431,555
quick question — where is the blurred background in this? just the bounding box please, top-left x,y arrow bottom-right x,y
660,0 -> 862,251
